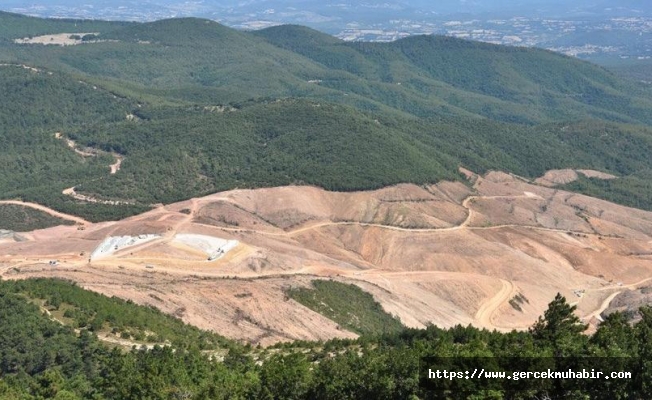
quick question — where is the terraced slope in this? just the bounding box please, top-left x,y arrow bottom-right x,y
2,171 -> 651,344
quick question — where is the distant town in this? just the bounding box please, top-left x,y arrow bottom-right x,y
5,3 -> 652,62
334,16 -> 652,61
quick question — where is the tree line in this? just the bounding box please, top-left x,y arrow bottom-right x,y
1,278 -> 651,399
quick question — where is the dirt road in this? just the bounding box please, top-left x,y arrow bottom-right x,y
110,155 -> 123,174
576,276 -> 652,321
3,174 -> 651,343
474,279 -> 516,329
582,291 -> 622,322
0,200 -> 88,225
196,192 -> 597,240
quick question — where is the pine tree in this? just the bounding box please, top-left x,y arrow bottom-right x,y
530,293 -> 587,348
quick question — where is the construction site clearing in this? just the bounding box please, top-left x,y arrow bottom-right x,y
90,234 -> 160,260
173,234 -> 239,261
1,168 -> 652,346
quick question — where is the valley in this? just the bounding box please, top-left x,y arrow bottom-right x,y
1,10 -> 652,398
0,12 -> 651,348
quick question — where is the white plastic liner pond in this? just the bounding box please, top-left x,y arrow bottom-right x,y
173,234 -> 239,261
90,234 -> 159,260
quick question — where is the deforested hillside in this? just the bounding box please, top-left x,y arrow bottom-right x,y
4,12 -> 652,400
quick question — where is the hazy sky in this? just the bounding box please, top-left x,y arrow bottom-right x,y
3,0 -> 651,20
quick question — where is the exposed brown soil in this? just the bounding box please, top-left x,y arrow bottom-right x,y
14,33 -> 100,46
534,169 -> 618,187
109,155 -> 123,174
602,284 -> 652,323
2,169 -> 651,345
62,187 -> 134,206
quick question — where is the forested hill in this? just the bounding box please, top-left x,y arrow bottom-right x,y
1,13 -> 652,221
254,25 -> 652,124
3,14 -> 651,124
1,278 -> 652,398
0,11 -> 131,40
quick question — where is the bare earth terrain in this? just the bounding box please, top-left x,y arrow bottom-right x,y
1,169 -> 651,345
534,168 -> 617,187
14,33 -> 100,46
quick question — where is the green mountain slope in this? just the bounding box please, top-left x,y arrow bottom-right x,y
0,11 -> 130,40
287,280 -> 404,336
62,99 -> 459,204
61,100 -> 652,210
1,15 -> 652,219
254,25 -> 652,124
0,204 -> 75,231
2,16 -> 649,123
0,64 -> 128,192
4,18 -> 334,105
0,65 -> 150,221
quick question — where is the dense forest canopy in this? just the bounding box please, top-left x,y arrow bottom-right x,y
0,12 -> 652,221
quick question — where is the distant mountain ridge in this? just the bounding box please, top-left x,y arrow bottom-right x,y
1,12 -> 652,220
3,13 -> 650,124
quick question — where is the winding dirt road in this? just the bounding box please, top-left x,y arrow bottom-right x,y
582,291 -> 622,322
196,193 -> 600,241
474,279 -> 517,329
5,178 -> 650,339
576,276 -> 652,321
0,200 -> 88,225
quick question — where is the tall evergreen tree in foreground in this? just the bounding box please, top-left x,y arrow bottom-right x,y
530,293 -> 587,351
